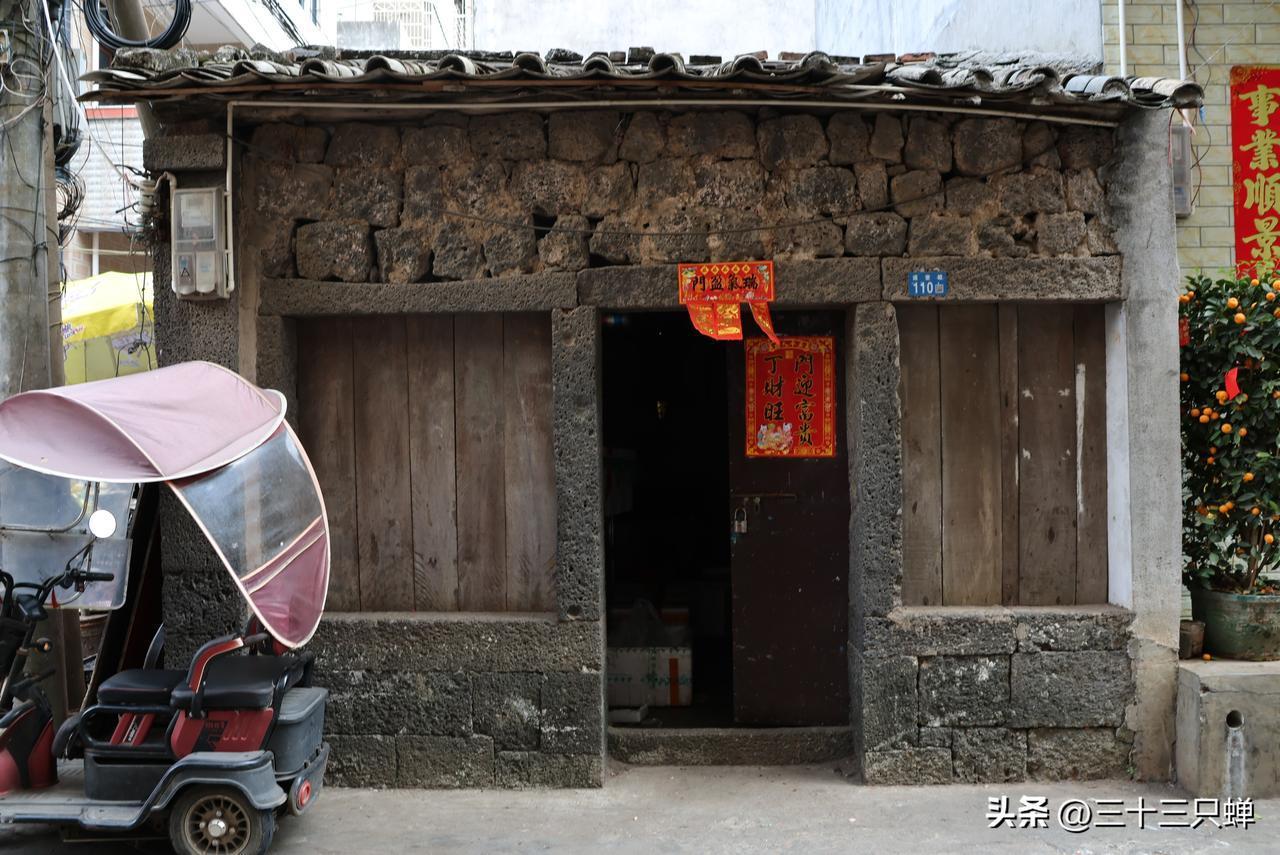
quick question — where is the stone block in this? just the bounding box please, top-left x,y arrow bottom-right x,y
402,165 -> 447,223
952,117 -> 1022,176
637,209 -> 709,264
484,223 -> 539,275
541,672 -> 603,754
1065,168 -> 1105,215
864,607 -> 1018,656
295,221 -> 372,282
319,670 -> 472,736
470,113 -> 547,160
953,728 -> 1027,782
548,110 -> 620,163
449,160 -> 515,216
919,727 -> 952,748
247,123 -> 326,164
432,223 -> 487,280
707,208 -> 772,262
334,167 -> 402,228
757,114 -> 829,170
589,214 -> 642,264
777,166 -> 858,215
583,162 -> 635,218
253,162 -> 334,221
854,161 -> 888,211
257,219 -> 295,279
977,216 -> 1030,258
144,133 -> 225,171
496,752 -> 603,788
862,748 -> 953,785
666,111 -> 756,158
473,673 -> 543,750
262,275 -> 576,315
1034,211 -> 1088,256
904,116 -> 952,172
920,656 -> 1010,727
539,215 -> 591,271
510,159 -> 587,216
1027,727 -> 1129,780
325,734 -> 397,788
637,158 -> 695,200
862,654 -> 919,750
609,726 -> 853,766
1058,125 -> 1115,170
374,227 -> 433,283
995,169 -> 1066,215
890,169 -> 943,217
324,123 -> 401,167
1086,216 -> 1119,254
402,123 -> 472,166
828,113 -> 871,165
882,256 -> 1122,301
693,159 -> 765,208
619,111 -> 664,162
1010,651 -> 1132,728
944,176 -> 996,217
908,213 -> 978,256
868,114 -> 903,162
772,221 -> 844,260
844,212 -> 907,256
1023,121 -> 1060,169
396,736 -> 496,787
1013,607 -> 1133,652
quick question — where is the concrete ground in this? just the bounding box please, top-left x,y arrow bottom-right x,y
1,764 -> 1275,854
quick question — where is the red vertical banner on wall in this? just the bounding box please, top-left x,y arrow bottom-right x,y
744,336 -> 836,458
678,261 -> 778,343
1231,66 -> 1280,275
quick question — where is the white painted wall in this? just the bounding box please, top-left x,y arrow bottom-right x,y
815,0 -> 1103,60
473,0 -> 817,59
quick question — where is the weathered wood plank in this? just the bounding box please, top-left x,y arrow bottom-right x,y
999,304 -> 1020,606
351,316 -> 415,611
1018,305 -> 1079,605
939,306 -> 1002,606
502,314 -> 557,611
454,314 -> 508,610
898,306 -> 943,606
1074,304 -> 1109,604
406,315 -> 459,611
296,318 -> 360,611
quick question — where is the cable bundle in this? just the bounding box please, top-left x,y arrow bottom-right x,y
81,0 -> 191,51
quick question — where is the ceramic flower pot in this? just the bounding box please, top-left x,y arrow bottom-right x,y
1190,587 -> 1280,660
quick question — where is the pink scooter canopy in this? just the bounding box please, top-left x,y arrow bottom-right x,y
0,362 -> 329,648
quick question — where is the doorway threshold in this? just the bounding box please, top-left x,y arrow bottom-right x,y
608,725 -> 853,766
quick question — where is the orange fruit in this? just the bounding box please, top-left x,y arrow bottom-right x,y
1200,415 -> 1210,423
1245,472 -> 1255,482
1229,297 -> 1241,308
1242,394 -> 1250,402
1268,292 -> 1276,302
1252,279 -> 1261,286
1274,391 -> 1280,399
1223,423 -> 1233,433
1274,308 -> 1280,317
1211,445 -> 1218,453
1240,427 -> 1248,437
1191,408 -> 1201,417
1181,372 -> 1190,382
1219,503 -> 1231,513
1207,456 -> 1215,463
1235,312 -> 1248,324
1203,653 -> 1212,661
1252,506 -> 1262,515
1217,390 -> 1229,403
1268,534 -> 1276,545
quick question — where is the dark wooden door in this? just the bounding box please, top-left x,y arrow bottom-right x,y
727,312 -> 850,725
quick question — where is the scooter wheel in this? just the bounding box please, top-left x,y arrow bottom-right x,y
168,785 -> 276,855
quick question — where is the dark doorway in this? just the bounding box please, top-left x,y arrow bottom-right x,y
603,310 -> 851,730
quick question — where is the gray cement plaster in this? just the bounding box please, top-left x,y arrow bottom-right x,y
1176,660 -> 1280,799
1106,109 -> 1184,782
2,766 -> 1275,854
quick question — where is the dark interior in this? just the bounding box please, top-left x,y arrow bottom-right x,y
602,311 -> 735,727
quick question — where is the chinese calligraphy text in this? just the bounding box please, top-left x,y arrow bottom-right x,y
744,336 -> 836,458
1232,66 -> 1280,273
678,261 -> 778,344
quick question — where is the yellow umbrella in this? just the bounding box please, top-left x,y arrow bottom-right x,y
61,271 -> 155,384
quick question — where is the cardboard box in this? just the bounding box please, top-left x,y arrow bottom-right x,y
607,646 -> 692,707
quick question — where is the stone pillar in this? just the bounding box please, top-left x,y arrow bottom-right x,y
550,305 -> 606,777
847,302 -> 939,781
1105,109 -> 1183,781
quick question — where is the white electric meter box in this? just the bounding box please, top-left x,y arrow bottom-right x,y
171,187 -> 229,299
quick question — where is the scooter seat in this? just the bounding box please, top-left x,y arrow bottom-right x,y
97,668 -> 185,706
171,654 -> 301,710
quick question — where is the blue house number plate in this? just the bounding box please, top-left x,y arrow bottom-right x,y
908,271 -> 948,297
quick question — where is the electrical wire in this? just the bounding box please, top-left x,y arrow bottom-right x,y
82,0 -> 191,50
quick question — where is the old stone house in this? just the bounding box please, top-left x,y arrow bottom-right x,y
84,47 -> 1199,787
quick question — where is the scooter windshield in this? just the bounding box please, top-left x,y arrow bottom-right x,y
0,462 -> 133,609
169,423 -> 329,648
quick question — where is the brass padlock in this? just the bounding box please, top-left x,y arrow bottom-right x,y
732,507 -> 748,535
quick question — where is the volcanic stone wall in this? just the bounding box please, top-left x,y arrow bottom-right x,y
242,108 -> 1120,285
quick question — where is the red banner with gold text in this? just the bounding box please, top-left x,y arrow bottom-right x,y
678,261 -> 778,343
1231,66 -> 1280,275
744,336 -> 836,458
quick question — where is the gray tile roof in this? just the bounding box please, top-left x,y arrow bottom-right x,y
81,45 -> 1203,116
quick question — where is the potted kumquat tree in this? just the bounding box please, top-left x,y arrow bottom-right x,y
1181,271 -> 1280,660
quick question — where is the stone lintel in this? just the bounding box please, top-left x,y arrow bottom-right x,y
259,274 -> 578,315
143,133 -> 226,172
881,256 -> 1123,302
576,258 -> 881,308
865,604 -> 1134,656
